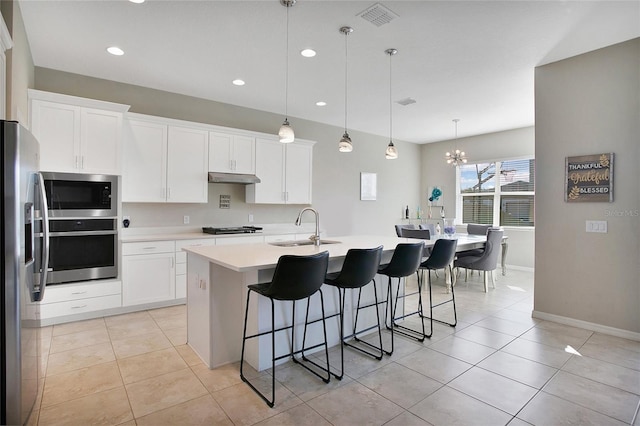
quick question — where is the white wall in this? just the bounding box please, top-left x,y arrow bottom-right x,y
34,68 -> 422,237
535,38 -> 639,334
420,127 -> 535,268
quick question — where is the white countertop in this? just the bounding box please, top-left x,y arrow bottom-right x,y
182,234 -> 490,272
182,235 -> 402,272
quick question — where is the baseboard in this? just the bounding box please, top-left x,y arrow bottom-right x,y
532,310 -> 640,342
505,264 -> 534,272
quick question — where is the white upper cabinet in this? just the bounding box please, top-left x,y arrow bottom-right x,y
209,131 -> 255,174
28,90 -> 129,174
123,116 -> 209,203
123,119 -> 167,202
246,138 -> 314,204
167,126 -> 209,202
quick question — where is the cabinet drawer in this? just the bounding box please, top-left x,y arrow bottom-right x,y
122,240 -> 175,255
175,238 -> 215,251
31,294 -> 122,320
40,280 -> 121,304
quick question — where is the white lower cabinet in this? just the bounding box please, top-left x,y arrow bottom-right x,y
28,280 -> 122,320
122,241 -> 176,306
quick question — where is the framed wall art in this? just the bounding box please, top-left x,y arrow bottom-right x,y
565,153 -> 613,202
360,172 -> 377,201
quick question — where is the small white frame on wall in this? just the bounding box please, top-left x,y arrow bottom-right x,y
360,172 -> 377,201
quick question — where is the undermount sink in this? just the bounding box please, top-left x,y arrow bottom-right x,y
269,240 -> 341,247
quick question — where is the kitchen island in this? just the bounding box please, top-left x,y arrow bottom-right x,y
183,234 -> 500,370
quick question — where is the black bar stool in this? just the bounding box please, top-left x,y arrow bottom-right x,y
240,251 -> 330,407
419,238 -> 458,336
324,246 -> 383,379
387,239 -> 458,341
377,242 -> 425,354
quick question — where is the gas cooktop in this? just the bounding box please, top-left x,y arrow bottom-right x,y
202,226 -> 263,235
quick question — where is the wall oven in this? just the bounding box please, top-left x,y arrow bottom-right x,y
38,173 -> 118,284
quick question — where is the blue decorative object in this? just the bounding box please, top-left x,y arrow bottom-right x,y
428,187 -> 442,202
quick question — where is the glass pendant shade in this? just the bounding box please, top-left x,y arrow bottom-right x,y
385,141 -> 398,159
278,119 -> 295,143
338,132 -> 353,152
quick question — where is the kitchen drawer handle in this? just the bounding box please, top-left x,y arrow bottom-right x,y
142,246 -> 157,250
71,291 -> 87,295
71,305 -> 88,309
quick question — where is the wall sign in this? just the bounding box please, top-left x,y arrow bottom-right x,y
565,153 -> 613,202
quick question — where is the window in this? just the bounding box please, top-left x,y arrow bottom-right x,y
457,158 -> 535,227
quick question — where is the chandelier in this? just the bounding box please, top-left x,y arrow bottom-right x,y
445,119 -> 466,166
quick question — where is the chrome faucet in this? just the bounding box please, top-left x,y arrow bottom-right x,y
295,207 -> 321,246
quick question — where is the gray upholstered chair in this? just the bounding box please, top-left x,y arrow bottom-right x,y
394,224 -> 416,237
419,223 -> 436,236
457,223 -> 492,258
398,227 -> 432,259
454,228 -> 504,292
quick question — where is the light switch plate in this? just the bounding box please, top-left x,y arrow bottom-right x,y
586,220 -> 607,233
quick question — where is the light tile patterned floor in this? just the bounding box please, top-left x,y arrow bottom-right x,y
29,270 -> 640,426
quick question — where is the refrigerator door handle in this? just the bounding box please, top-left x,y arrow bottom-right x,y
35,172 -> 50,301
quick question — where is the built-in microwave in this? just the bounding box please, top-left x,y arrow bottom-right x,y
40,172 -> 117,218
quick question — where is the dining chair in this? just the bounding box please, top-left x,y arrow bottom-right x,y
454,228 -> 504,292
324,246 -> 383,379
394,224 -> 416,237
240,251 -> 330,407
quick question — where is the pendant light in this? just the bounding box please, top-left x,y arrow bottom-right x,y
445,119 -> 467,166
278,0 -> 296,143
385,48 -> 398,159
338,26 -> 354,153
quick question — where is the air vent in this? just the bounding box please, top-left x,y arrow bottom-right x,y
358,3 -> 399,27
397,97 -> 416,106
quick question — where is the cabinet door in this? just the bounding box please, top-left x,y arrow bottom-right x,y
122,253 -> 176,306
285,143 -> 313,204
30,100 -> 81,172
232,135 -> 256,174
167,126 -> 209,203
80,108 -> 123,174
208,132 -> 233,173
122,119 -> 167,202
247,138 -> 285,204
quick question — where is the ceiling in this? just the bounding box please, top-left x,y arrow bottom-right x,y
18,1 -> 640,144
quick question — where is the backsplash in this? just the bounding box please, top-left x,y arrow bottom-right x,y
122,184 -> 309,228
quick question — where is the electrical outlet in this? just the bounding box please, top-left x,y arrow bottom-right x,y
248,214 -> 254,223
183,215 -> 190,225
586,220 -> 607,233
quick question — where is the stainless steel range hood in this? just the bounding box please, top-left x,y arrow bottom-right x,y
208,172 -> 261,184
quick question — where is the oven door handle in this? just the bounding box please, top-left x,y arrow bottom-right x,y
48,230 -> 118,237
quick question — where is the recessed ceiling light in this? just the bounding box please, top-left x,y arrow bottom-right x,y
316,101 -> 327,106
232,79 -> 245,86
129,0 -> 145,3
106,46 -> 124,56
301,49 -> 316,58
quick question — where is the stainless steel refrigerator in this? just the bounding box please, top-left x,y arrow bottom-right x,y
1,120 -> 49,425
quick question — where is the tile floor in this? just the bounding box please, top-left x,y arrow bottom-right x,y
28,270 -> 640,426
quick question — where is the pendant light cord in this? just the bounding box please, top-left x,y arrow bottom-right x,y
285,4 -> 290,119
344,30 -> 348,133
389,51 -> 393,142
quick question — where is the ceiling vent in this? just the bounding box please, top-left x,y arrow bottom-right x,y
358,3 -> 399,27
397,97 -> 416,106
